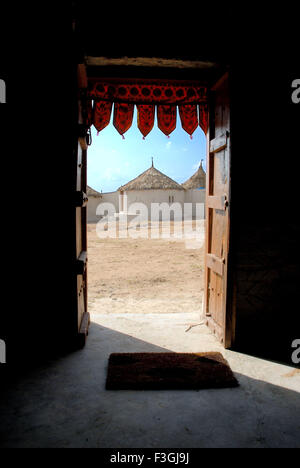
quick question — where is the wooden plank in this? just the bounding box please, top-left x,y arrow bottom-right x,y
204,129 -> 211,317
77,142 -> 83,191
76,207 -> 82,258
207,195 -> 228,211
79,312 -> 90,336
73,62 -> 89,350
210,134 -> 227,153
206,253 -> 225,276
208,151 -> 214,195
86,56 -> 217,69
77,275 -> 83,294
205,72 -> 233,348
205,316 -> 224,344
78,125 -> 89,151
78,284 -> 85,328
79,136 -> 88,151
77,63 -> 88,89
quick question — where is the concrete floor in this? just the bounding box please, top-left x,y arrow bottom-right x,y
0,311 -> 299,448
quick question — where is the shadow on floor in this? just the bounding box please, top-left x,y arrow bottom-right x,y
0,321 -> 299,448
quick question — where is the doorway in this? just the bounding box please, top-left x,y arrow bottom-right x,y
75,66 -> 234,350
87,108 -> 206,347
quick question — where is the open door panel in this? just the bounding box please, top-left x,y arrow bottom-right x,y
74,65 -> 90,347
204,72 -> 234,348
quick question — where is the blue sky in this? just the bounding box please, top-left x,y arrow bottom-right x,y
87,106 -> 206,193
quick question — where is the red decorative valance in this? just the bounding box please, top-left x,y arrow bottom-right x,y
157,105 -> 177,137
137,105 -> 155,138
88,79 -> 207,105
113,103 -> 134,138
93,101 -> 112,133
179,104 -> 198,137
198,102 -> 209,135
87,79 -> 208,138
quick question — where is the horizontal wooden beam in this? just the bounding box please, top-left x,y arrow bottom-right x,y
210,134 -> 227,153
207,195 -> 228,211
206,253 -> 225,276
85,56 -> 218,69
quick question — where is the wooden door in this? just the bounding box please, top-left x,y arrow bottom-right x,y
74,64 -> 90,347
204,72 -> 234,348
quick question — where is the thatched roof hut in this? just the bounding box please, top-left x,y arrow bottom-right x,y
182,160 -> 206,189
118,161 -> 184,191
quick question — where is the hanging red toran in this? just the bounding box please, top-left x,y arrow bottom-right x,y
87,79 -> 208,138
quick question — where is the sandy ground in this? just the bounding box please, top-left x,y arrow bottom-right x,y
87,220 -> 205,315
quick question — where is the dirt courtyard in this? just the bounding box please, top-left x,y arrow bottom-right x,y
87,220 -> 205,315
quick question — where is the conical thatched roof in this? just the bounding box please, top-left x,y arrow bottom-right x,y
118,163 -> 184,191
87,185 -> 102,197
182,160 -> 206,189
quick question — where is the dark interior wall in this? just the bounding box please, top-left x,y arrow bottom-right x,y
73,2 -> 230,65
0,15 -> 80,369
230,53 -> 300,363
1,5 -> 299,372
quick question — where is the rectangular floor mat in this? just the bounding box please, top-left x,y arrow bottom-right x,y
106,352 -> 239,390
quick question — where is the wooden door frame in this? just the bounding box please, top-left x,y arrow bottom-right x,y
75,61 -> 234,350
203,72 -> 236,348
73,63 -> 90,348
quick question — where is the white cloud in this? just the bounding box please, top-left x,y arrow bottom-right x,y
165,141 -> 172,150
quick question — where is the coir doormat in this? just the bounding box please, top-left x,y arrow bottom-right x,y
106,352 -> 239,390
